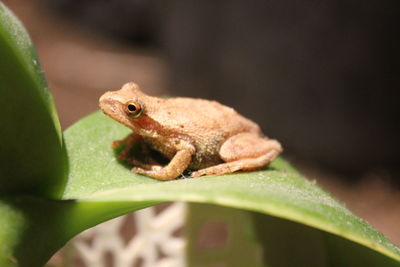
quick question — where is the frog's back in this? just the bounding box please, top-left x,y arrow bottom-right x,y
151,97 -> 261,138
145,96 -> 263,169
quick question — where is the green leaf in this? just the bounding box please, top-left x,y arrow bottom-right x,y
58,111 -> 399,266
185,203 -> 400,267
8,111 -> 399,266
0,3 -> 65,197
0,196 -> 156,267
2,112 -> 400,266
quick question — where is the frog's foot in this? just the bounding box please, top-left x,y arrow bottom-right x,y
128,159 -> 162,170
131,165 -> 170,179
191,133 -> 282,178
131,146 -> 195,181
131,163 -> 184,181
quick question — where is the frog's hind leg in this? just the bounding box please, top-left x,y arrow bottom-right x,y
191,133 -> 282,178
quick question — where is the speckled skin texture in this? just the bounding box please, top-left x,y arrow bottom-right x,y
99,82 -> 282,180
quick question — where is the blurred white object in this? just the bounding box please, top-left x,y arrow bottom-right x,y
65,202 -> 186,267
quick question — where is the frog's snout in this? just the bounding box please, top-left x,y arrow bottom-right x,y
99,92 -> 120,115
99,91 -> 112,104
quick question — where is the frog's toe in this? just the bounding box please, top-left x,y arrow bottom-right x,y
131,167 -> 156,178
190,165 -> 235,178
191,170 -> 211,178
150,165 -> 163,171
190,170 -> 203,178
131,166 -> 178,181
131,166 -> 146,174
112,140 -> 124,148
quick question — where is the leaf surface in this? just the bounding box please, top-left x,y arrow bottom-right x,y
0,3 -> 65,197
60,111 -> 400,266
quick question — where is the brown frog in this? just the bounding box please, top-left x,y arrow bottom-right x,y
99,82 -> 282,180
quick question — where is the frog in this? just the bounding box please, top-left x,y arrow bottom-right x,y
99,82 -> 282,181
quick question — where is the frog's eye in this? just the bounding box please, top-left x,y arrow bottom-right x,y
125,101 -> 143,118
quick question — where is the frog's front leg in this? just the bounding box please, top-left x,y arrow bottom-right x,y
113,133 -> 143,162
191,133 -> 282,177
132,141 -> 195,181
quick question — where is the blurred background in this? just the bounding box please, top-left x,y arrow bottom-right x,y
4,0 -> 399,259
